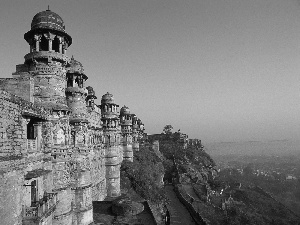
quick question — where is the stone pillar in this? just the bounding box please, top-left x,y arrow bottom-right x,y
44,33 -> 56,51
34,34 -> 41,52
72,76 -> 76,87
48,39 -> 53,51
59,38 -> 63,53
33,122 -> 42,152
63,42 -> 67,54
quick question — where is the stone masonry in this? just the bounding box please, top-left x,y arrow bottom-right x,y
0,9 -> 145,225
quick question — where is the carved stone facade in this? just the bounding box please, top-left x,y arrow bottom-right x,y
120,106 -> 133,162
0,9 -> 146,225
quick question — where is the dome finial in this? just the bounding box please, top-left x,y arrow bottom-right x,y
47,5 -> 50,11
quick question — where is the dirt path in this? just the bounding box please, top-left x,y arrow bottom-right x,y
182,184 -> 200,200
165,185 -> 196,225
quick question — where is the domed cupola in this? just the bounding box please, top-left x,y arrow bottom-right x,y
101,92 -> 115,105
86,86 -> 96,98
120,105 -> 130,116
31,10 -> 65,32
68,56 -> 86,76
120,105 -> 132,127
24,9 -> 72,48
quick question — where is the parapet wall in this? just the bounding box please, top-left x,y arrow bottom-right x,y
0,77 -> 34,103
0,90 -> 28,157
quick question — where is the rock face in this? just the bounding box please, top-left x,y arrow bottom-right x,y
0,9 -> 146,225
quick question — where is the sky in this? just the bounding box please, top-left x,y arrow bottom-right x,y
0,0 -> 299,143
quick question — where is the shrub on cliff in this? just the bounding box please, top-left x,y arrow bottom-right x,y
120,145 -> 166,203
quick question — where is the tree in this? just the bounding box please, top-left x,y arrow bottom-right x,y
163,125 -> 173,135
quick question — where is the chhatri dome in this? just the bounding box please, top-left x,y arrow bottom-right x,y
120,106 -> 131,115
24,8 -> 72,46
31,9 -> 65,32
67,56 -> 87,79
101,92 -> 115,104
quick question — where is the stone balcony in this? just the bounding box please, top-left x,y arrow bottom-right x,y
101,111 -> 119,118
132,124 -> 139,129
27,139 -> 37,153
23,192 -> 58,221
66,86 -> 88,95
121,120 -> 132,126
105,156 -> 120,166
24,51 -> 69,63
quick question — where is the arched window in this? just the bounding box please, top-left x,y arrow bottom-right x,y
67,75 -> 73,87
52,36 -> 60,52
75,76 -> 79,87
39,35 -> 49,51
27,119 -> 36,139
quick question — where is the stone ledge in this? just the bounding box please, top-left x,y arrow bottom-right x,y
0,90 -> 49,119
25,169 -> 52,179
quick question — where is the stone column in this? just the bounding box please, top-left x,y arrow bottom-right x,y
34,34 -> 41,52
29,39 -> 33,53
72,76 -> 76,87
63,43 -> 67,54
44,33 -> 56,51
58,37 -> 63,53
33,122 -> 42,152
49,40 -> 52,51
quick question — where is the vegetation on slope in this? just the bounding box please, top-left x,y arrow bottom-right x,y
120,144 -> 166,203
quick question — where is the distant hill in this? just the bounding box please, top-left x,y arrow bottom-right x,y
205,140 -> 300,156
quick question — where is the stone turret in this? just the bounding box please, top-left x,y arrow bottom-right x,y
86,86 -> 97,109
120,106 -> 133,162
132,115 -> 139,151
19,9 -> 72,111
137,118 -> 145,140
66,56 -> 88,124
100,92 -> 122,197
66,58 -> 93,224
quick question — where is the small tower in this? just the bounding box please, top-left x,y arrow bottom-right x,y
137,118 -> 145,141
66,57 -> 93,224
21,9 -> 72,110
132,115 -> 139,151
66,56 -> 88,124
86,86 -> 97,109
120,106 -> 133,162
100,92 -> 122,197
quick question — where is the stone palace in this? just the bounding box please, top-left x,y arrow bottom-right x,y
0,9 -> 145,225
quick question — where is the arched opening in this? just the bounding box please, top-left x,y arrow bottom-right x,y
75,76 -> 79,87
30,180 -> 37,206
67,75 -> 73,87
39,35 -> 49,51
53,36 -> 60,52
78,76 -> 83,88
27,119 -> 36,139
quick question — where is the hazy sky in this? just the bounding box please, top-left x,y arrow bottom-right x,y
0,0 -> 299,142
